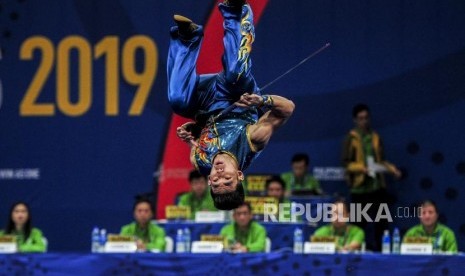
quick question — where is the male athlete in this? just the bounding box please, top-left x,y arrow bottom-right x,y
168,0 -> 294,209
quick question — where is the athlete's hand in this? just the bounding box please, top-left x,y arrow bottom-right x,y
176,122 -> 199,147
235,93 -> 263,108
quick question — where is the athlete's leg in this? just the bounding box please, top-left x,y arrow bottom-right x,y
214,2 -> 260,106
167,16 -> 205,119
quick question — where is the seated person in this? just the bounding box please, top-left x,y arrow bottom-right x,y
178,170 -> 217,219
220,202 -> 267,253
281,153 -> 322,196
313,199 -> 364,252
120,198 -> 166,252
403,200 -> 457,253
265,175 -> 289,204
266,175 -> 296,221
0,202 -> 46,253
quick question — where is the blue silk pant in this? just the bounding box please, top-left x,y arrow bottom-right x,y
167,4 -> 260,120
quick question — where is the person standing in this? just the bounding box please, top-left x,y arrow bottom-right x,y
342,103 -> 401,251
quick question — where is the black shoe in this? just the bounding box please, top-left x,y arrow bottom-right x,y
173,15 -> 198,40
223,0 -> 246,8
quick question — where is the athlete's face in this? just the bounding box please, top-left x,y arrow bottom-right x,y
12,204 -> 29,227
233,205 -> 253,228
331,203 -> 348,229
134,202 -> 153,226
267,182 -> 284,200
420,204 -> 438,228
209,153 -> 244,194
354,110 -> 370,131
191,176 -> 208,198
292,160 -> 308,178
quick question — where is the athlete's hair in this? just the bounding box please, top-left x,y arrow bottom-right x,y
234,202 -> 252,213
5,202 -> 33,241
210,182 -> 245,210
420,199 -> 438,213
188,169 -> 206,182
352,103 -> 370,118
133,198 -> 154,213
265,175 -> 286,190
291,153 -> 309,165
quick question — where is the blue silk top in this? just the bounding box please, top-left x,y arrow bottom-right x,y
192,112 -> 261,175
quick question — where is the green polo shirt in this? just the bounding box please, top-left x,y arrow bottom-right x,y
281,172 -> 322,195
220,221 -> 267,252
0,228 -> 46,253
120,222 -> 166,252
178,191 -> 217,219
403,223 -> 457,253
313,224 -> 365,250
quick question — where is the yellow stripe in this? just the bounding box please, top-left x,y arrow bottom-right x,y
246,124 -> 257,152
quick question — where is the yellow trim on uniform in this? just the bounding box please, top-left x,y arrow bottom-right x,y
191,146 -> 199,172
212,150 -> 240,168
245,124 -> 257,153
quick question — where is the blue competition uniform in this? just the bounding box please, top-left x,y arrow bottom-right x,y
167,3 -> 260,120
192,112 -> 262,175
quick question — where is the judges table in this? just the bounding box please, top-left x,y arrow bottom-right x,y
1,252 -> 464,275
158,221 -> 315,251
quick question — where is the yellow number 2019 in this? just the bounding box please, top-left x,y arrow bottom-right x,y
19,35 -> 158,116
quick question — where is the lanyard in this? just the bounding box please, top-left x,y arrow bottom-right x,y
433,230 -> 441,250
332,226 -> 349,247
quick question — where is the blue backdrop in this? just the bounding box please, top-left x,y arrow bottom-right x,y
1,0 -> 464,252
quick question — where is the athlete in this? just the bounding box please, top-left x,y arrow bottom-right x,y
168,0 -> 294,209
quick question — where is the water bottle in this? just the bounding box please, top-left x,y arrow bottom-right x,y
382,229 -> 391,254
184,227 -> 191,253
392,228 -> 401,254
91,227 -> 100,253
99,228 -> 107,253
293,228 -> 303,253
176,229 -> 186,253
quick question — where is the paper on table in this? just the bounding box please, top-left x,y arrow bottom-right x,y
366,156 -> 388,177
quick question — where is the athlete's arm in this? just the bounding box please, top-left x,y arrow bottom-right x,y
235,93 -> 295,151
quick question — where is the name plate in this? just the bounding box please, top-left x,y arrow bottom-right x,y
311,236 -> 337,243
245,196 -> 278,217
400,243 -> 433,255
0,242 -> 17,254
245,175 -> 270,194
107,234 -> 134,242
104,242 -> 137,253
0,236 -> 17,254
403,237 -> 430,243
195,211 -> 226,222
191,241 -> 224,253
166,206 -> 191,220
304,242 -> 336,254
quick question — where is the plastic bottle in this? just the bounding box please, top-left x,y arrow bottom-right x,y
382,229 -> 391,254
184,227 -> 191,253
176,229 -> 185,253
91,227 -> 100,253
293,228 -> 303,253
99,228 -> 107,253
392,228 -> 401,254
